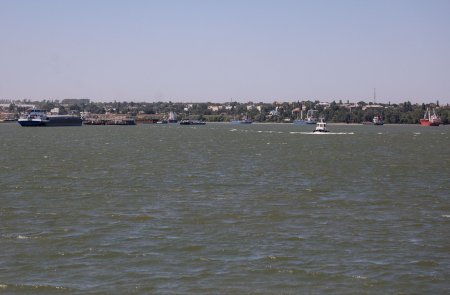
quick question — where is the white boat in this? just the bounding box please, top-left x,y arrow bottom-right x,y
168,111 -> 178,123
313,117 -> 329,133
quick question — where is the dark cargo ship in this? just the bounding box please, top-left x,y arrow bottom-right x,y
18,109 -> 82,127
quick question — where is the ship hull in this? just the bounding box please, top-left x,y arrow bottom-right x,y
420,119 -> 439,126
18,116 -> 82,127
179,120 -> 206,125
47,116 -> 83,126
105,119 -> 135,125
18,120 -> 47,127
293,120 -> 306,125
420,108 -> 441,126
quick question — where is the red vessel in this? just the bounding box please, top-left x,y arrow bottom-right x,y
420,108 -> 441,126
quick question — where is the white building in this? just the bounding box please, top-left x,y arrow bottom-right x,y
208,105 -> 223,112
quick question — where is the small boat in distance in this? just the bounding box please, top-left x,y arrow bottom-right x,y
305,110 -> 318,124
179,119 -> 206,125
241,115 -> 253,124
168,111 -> 178,123
293,109 -> 306,125
420,108 -> 441,126
231,115 -> 252,124
313,117 -> 329,133
373,115 -> 384,125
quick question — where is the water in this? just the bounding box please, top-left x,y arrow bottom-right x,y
1,122 -> 449,294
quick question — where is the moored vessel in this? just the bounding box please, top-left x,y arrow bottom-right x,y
18,109 -> 82,127
293,109 -> 306,125
373,115 -> 384,125
168,111 -> 178,123
18,109 -> 49,126
420,108 -> 441,126
105,118 -> 136,125
241,115 -> 253,124
231,115 -> 252,124
179,119 -> 206,125
305,110 -> 318,124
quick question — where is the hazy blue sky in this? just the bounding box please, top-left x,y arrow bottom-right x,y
1,0 -> 449,103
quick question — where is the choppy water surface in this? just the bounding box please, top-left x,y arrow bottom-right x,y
1,123 -> 449,294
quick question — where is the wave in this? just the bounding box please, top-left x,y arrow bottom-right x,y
0,283 -> 73,292
1,232 -> 44,240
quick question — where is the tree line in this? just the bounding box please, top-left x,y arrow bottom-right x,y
2,99 -> 449,124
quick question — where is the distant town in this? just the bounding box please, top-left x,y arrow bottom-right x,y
0,98 -> 449,124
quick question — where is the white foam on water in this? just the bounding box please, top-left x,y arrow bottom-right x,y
290,131 -> 354,135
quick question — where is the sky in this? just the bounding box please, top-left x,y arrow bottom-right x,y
1,0 -> 450,104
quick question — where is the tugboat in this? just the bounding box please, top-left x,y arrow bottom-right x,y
313,117 -> 329,133
420,108 -> 441,126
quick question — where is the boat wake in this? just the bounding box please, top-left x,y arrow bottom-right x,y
230,129 -> 284,134
229,129 -> 354,135
289,131 -> 354,135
